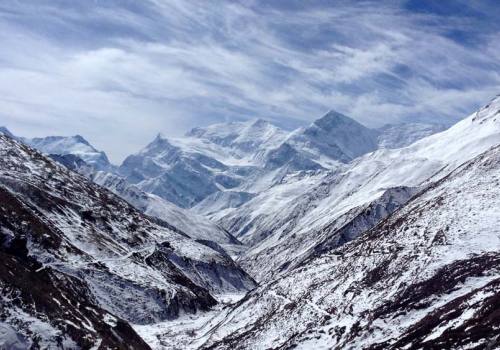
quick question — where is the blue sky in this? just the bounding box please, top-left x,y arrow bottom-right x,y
0,0 -> 499,162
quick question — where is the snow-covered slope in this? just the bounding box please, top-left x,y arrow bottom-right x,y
377,122 -> 447,149
199,143 -> 500,350
0,134 -> 255,347
238,186 -> 417,281
92,171 -> 243,249
186,118 -> 288,161
218,96 -> 500,281
192,191 -> 257,218
287,110 -> 379,165
118,114 -> 441,210
25,135 -> 114,172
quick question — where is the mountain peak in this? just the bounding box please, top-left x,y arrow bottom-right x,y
0,126 -> 14,138
290,110 -> 379,162
141,133 -> 174,154
249,118 -> 271,127
25,134 -> 113,171
154,132 -> 168,140
72,134 -> 91,146
314,110 -> 363,131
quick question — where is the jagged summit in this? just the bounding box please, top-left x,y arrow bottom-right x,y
313,110 -> 364,130
141,133 -> 175,152
288,110 -> 379,163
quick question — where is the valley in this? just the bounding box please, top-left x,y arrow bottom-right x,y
1,96 -> 499,349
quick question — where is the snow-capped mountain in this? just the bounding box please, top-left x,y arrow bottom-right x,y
1,96 -> 494,349
286,110 -> 379,165
216,96 -> 500,281
198,143 -> 500,349
118,114 -> 444,210
117,119 -> 290,208
0,134 -> 255,348
25,135 -> 114,172
0,128 -> 111,174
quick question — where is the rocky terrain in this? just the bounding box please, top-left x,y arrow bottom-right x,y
199,143 -> 500,349
0,135 -> 255,348
1,96 -> 499,349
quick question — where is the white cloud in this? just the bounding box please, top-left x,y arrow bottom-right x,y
0,0 -> 498,162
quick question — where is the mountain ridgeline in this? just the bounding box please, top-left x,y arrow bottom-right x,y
115,112 -> 444,209
1,96 -> 499,349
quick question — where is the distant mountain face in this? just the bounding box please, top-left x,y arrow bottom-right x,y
48,153 -> 90,172
117,119 -> 290,208
118,134 -> 232,208
0,135 -> 255,347
287,111 -> 380,164
118,115 -> 445,209
91,170 -> 243,251
25,135 -> 114,172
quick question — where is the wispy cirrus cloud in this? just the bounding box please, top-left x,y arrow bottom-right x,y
0,0 -> 499,162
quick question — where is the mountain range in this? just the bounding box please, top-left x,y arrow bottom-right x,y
0,97 -> 498,349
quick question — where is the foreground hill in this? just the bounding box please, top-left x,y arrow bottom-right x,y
0,135 -> 255,348
199,143 -> 500,350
